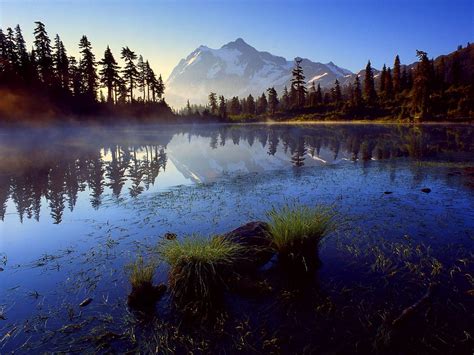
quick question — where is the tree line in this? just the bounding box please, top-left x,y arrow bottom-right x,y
184,45 -> 473,122
0,22 -> 171,120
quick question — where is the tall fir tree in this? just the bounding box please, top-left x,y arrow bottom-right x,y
267,87 -> 279,114
379,64 -> 387,94
364,60 -> 377,105
99,46 -> 120,103
393,55 -> 401,93
246,94 -> 256,114
218,95 -> 227,118
208,92 -> 218,114
33,21 -> 53,86
121,46 -> 138,102
78,35 -> 98,100
291,58 -> 306,108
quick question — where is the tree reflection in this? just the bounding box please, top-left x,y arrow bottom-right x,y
0,124 -> 472,223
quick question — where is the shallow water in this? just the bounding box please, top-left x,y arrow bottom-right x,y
0,123 -> 473,353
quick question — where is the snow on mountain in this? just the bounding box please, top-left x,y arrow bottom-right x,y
165,38 -> 354,108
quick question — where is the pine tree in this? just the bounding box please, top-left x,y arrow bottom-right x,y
208,92 -> 218,114
385,67 -> 393,100
291,57 -> 306,108
218,95 -> 227,118
5,28 -> 18,79
33,21 -> 53,86
267,87 -> 279,114
69,56 -> 82,96
78,35 -> 98,100
14,25 -> 29,82
99,46 -> 120,103
246,94 -> 256,114
281,86 -> 290,110
53,34 -> 69,90
121,46 -> 138,102
353,76 -> 363,108
364,60 -> 377,105
393,55 -> 401,93
412,50 -> 432,120
316,83 -> 323,105
257,92 -> 268,114
0,29 -> 7,80
380,64 -> 387,94
186,100 -> 192,115
137,55 -> 147,101
230,96 -> 241,115
308,82 -> 317,107
332,79 -> 342,104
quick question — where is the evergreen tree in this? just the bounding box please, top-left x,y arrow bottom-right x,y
412,50 -> 432,120
379,64 -> 387,94
78,35 -> 98,100
53,34 -> 69,90
291,57 -> 306,108
316,83 -> 323,105
33,21 -> 53,86
137,55 -> 147,101
5,28 -> 18,78
246,94 -> 256,114
121,46 -> 138,101
230,96 -> 241,115
99,46 -> 120,103
393,55 -> 401,93
0,29 -> 7,80
281,86 -> 290,110
69,56 -> 82,96
308,82 -> 317,107
332,79 -> 342,104
267,87 -> 279,114
155,74 -> 165,99
257,92 -> 268,114
208,92 -> 218,114
14,25 -> 29,82
353,76 -> 363,108
218,95 -> 227,118
186,100 -> 192,115
385,67 -> 393,100
364,60 -> 377,105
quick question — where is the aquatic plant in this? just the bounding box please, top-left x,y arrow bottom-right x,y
126,256 -> 156,289
158,235 -> 245,310
126,256 -> 165,310
266,204 -> 337,271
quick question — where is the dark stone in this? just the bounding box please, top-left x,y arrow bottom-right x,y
127,283 -> 166,310
220,221 -> 273,271
384,191 -> 393,195
421,188 -> 431,193
164,232 -> 177,240
79,297 -> 93,307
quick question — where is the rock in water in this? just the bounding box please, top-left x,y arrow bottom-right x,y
220,221 -> 273,271
79,298 -> 93,307
421,188 -> 431,193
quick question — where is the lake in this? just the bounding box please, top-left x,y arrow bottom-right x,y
0,123 -> 473,353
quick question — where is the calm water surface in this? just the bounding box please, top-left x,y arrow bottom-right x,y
0,123 -> 473,353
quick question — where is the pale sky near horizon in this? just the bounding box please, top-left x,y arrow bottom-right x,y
1,0 -> 473,81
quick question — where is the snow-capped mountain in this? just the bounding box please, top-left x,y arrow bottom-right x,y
165,38 -> 354,108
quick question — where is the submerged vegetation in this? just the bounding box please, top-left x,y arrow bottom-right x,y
126,256 -> 155,289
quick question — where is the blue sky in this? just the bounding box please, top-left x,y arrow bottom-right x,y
1,0 -> 472,79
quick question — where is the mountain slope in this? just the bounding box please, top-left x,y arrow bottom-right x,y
165,38 -> 353,108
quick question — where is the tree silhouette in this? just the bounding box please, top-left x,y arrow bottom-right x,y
121,46 -> 139,102
79,35 -> 98,100
33,21 -> 53,86
291,58 -> 306,108
99,46 -> 120,103
364,60 -> 377,105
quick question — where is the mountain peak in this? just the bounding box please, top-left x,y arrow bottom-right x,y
222,37 -> 253,50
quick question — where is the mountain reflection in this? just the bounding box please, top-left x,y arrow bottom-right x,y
0,124 -> 472,223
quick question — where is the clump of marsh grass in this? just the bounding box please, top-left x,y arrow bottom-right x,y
126,256 -> 165,311
158,235 -> 245,312
266,204 -> 337,272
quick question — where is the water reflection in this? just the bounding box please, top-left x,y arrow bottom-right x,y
0,124 -> 473,223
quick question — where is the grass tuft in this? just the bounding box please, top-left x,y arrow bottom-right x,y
158,235 -> 245,308
126,256 -> 156,289
266,204 -> 337,270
